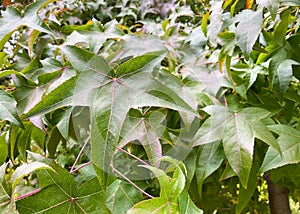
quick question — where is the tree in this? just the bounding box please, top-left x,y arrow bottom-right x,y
0,0 -> 300,213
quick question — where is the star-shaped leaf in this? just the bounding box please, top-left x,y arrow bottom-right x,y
260,124 -> 300,173
0,0 -> 54,49
24,45 -> 198,189
193,106 -> 280,187
127,158 -> 202,214
16,158 -> 110,214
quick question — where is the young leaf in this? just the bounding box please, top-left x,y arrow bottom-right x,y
193,106 -> 280,187
260,125 -> 300,173
235,9 -> 263,58
127,197 -> 179,214
128,159 -> 202,214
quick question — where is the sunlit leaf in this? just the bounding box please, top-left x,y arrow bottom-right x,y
0,0 -> 54,49
235,9 -> 263,58
207,0 -> 223,46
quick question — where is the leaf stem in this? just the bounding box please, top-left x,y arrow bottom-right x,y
115,146 -> 150,166
110,163 -> 154,199
70,161 -> 92,174
70,136 -> 90,174
15,188 -> 41,200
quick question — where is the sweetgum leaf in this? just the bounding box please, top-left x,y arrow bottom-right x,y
196,141 -> 224,197
106,179 -> 143,214
11,162 -> 53,190
0,90 -> 23,127
260,125 -> 300,173
193,106 -> 280,187
0,0 -> 54,49
235,9 -> 263,58
16,160 -> 110,213
127,158 -> 202,213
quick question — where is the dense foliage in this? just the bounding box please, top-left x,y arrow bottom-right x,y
1,0 -> 300,213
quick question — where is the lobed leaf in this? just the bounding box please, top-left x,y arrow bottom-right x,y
193,106 -> 280,187
260,125 -> 300,173
235,9 -> 263,58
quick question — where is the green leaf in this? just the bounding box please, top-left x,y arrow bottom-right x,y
118,109 -> 166,166
114,52 -> 165,77
9,125 -> 22,162
46,127 -> 62,158
128,158 -> 202,213
63,19 -> 122,53
56,107 -> 73,140
0,0 -> 54,49
0,90 -> 23,127
119,34 -> 166,59
127,197 -> 179,214
236,154 -> 260,214
193,106 -> 280,187
16,159 -> 110,213
17,123 -> 33,161
0,134 -> 8,165
106,179 -> 143,214
272,59 -> 297,96
0,163 -> 16,214
23,77 -> 78,117
179,191 -> 203,214
274,9 -> 291,45
195,141 -> 225,197
260,125 -> 300,173
235,9 -> 263,58
11,162 -> 53,190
